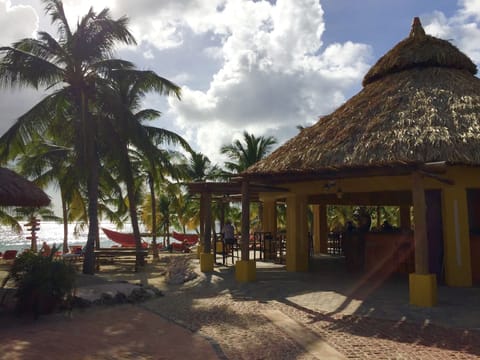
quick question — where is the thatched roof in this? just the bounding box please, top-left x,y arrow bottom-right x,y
244,18 -> 480,181
0,167 -> 50,207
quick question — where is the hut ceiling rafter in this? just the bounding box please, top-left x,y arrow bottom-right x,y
186,181 -> 289,201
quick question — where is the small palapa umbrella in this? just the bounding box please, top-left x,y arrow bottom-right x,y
0,167 -> 50,207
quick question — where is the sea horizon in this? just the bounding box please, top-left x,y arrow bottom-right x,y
0,221 -> 175,253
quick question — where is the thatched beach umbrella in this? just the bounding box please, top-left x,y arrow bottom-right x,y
244,17 -> 480,180
0,167 -> 50,207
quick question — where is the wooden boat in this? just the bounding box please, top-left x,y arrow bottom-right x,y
101,228 -> 149,248
172,231 -> 199,246
102,228 -> 198,252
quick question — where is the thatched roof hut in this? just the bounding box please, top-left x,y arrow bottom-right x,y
0,167 -> 50,207
244,18 -> 480,181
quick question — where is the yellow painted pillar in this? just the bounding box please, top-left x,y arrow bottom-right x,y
442,186 -> 472,286
262,199 -> 277,238
286,193 -> 309,272
409,172 -> 437,307
236,179 -> 256,282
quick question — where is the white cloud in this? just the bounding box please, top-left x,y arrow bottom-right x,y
0,1 -> 42,135
424,0 -> 480,63
0,0 -> 38,45
168,0 -> 372,165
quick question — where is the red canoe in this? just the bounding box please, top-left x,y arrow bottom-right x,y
102,228 -> 148,248
172,231 -> 199,246
102,228 -> 199,251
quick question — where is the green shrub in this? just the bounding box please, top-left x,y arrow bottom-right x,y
7,248 -> 76,317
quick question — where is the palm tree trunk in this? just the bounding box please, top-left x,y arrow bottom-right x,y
61,195 -> 69,254
125,163 -> 143,271
82,94 -> 100,275
149,172 -> 159,260
83,155 -> 100,274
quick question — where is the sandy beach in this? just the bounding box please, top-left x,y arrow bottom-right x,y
1,253 -> 480,359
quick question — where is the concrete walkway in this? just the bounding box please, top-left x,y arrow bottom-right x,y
1,255 -> 480,359
0,305 -> 219,360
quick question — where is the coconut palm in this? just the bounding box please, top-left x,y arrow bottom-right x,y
134,148 -> 187,260
220,131 -> 277,175
181,151 -> 221,182
220,131 -> 277,232
97,69 -> 188,267
0,0 -> 136,274
15,139 -> 87,253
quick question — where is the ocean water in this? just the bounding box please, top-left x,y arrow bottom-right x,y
0,221 -> 152,253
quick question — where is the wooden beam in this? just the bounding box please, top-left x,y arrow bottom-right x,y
308,191 -> 413,205
418,169 -> 454,185
203,192 -> 213,253
199,193 -> 205,248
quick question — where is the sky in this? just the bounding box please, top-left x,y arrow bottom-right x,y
1,1 -> 479,178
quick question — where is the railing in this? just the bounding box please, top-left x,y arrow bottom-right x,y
327,232 -> 344,256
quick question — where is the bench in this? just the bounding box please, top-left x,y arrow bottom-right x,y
93,248 -> 149,270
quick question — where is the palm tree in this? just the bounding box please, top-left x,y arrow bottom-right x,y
0,0 -> 136,274
181,152 -> 221,182
220,131 -> 277,174
98,69 -> 188,267
16,139 -> 87,254
220,131 -> 277,232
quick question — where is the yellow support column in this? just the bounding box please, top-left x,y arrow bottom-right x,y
442,186 -> 472,286
200,253 -> 214,272
286,194 -> 309,272
235,260 -> 256,282
262,199 -> 277,237
235,180 -> 256,282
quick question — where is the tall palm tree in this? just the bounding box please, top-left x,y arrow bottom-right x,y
98,69 -> 188,268
220,131 -> 277,232
16,139 -> 87,253
220,131 -> 277,174
133,148 -> 185,260
0,0 -> 136,274
181,151 -> 221,182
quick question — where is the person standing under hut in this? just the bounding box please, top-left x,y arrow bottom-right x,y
221,220 -> 236,259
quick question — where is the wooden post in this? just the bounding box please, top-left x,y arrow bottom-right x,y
236,179 -> 256,282
400,205 -> 411,230
412,172 -> 429,274
199,192 -> 205,248
409,171 -> 437,306
313,204 -> 328,254
200,191 -> 214,272
204,192 -> 212,253
241,180 -> 250,261
319,204 -> 328,254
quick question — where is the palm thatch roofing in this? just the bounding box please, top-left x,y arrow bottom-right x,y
0,167 -> 50,207
244,18 -> 480,182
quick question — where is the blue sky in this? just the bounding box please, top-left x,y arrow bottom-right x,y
0,0 -> 477,170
